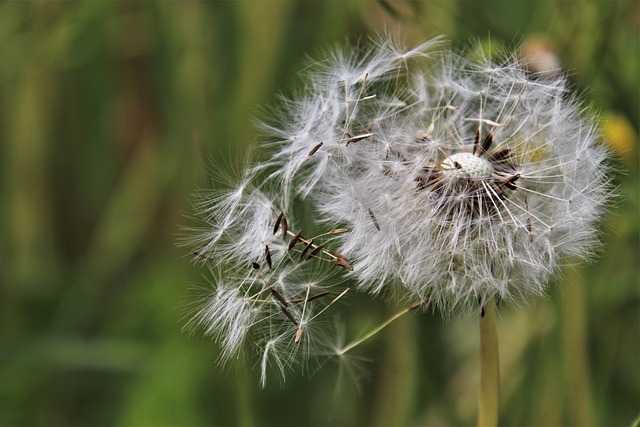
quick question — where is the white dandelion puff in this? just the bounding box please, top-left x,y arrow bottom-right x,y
186,36 -> 612,385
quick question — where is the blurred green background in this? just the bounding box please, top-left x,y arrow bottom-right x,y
0,1 -> 638,426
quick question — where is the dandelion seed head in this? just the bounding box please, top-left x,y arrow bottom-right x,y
186,35 -> 612,384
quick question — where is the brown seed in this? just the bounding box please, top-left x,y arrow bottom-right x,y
473,129 -> 482,156
265,245 -> 272,269
288,231 -> 302,251
307,291 -> 330,302
308,141 -> 323,157
346,132 -> 373,145
289,291 -> 330,303
330,228 -> 349,234
489,148 -> 512,163
368,208 -> 381,231
525,198 -> 533,237
295,327 -> 303,343
299,240 -> 314,260
504,173 -> 520,190
306,244 -> 325,260
326,250 -> 346,259
273,212 -> 284,235
280,306 -> 298,326
331,257 -> 353,271
482,133 -> 494,152
269,286 -> 289,307
281,216 -> 288,239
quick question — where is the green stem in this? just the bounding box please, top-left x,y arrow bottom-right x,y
338,301 -> 422,355
562,267 -> 594,426
236,370 -> 256,427
478,298 -> 499,427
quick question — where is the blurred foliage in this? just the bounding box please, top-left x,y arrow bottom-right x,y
0,0 -> 637,426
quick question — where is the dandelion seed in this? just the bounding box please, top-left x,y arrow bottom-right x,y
307,244 -> 325,260
308,141 -> 324,157
281,215 -> 288,238
269,286 -> 289,307
280,306 -> 298,326
367,208 -> 381,231
273,212 -> 284,235
289,291 -> 330,303
288,231 -> 303,250
326,250 -> 347,259
331,257 -> 354,271
265,245 -> 273,269
330,228 -> 349,235
299,240 -> 315,260
346,132 -> 374,145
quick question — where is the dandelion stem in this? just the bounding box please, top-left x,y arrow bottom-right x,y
562,267 -> 594,426
338,301 -> 422,355
478,298 -> 499,427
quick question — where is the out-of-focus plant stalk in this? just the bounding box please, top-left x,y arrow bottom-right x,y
373,312 -> 418,427
478,299 -> 499,427
236,371 -> 256,427
563,267 -> 594,426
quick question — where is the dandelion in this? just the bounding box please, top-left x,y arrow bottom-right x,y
185,36 -> 611,425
